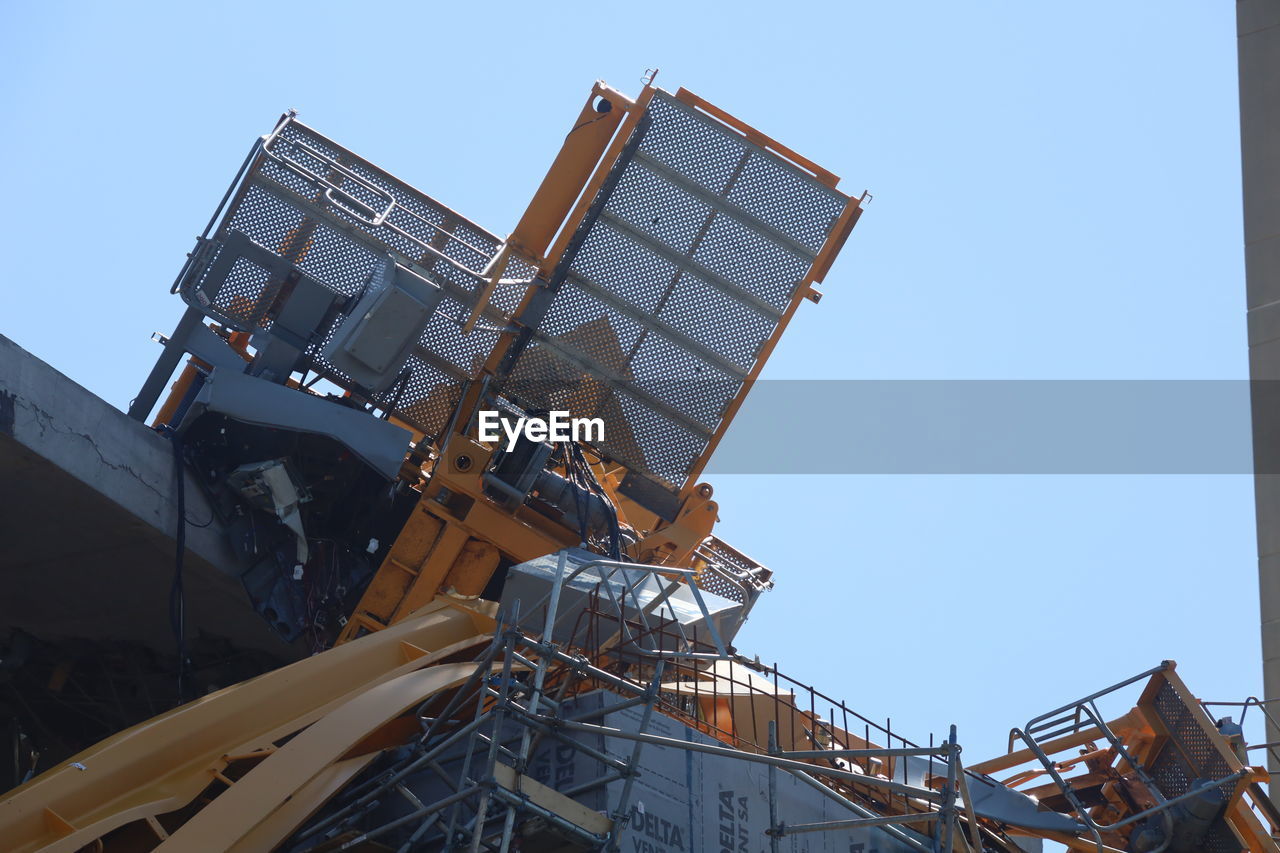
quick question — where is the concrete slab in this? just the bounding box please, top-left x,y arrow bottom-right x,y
1240,0 -> 1280,798
1241,16 -> 1280,247
1246,234 -> 1280,310
1240,0 -> 1280,40
0,334 -> 295,661
1249,299 -> 1280,347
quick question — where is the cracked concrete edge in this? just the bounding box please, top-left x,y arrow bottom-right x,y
1241,0 -> 1280,802
0,333 -> 241,578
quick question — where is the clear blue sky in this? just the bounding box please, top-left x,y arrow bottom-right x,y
0,3 -> 1256,764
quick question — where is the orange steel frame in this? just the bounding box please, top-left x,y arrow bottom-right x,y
969,665 -> 1277,853
478,81 -> 866,500
338,80 -> 855,641
11,81 -> 1280,853
4,80 -> 880,851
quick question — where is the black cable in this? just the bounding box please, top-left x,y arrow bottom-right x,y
168,433 -> 190,703
566,111 -> 611,136
559,441 -> 590,549
566,442 -> 623,560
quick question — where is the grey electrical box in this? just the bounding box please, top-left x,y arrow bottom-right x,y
324,261 -> 442,394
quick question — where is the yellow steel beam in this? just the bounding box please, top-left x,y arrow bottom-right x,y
225,754 -> 377,853
156,662 -> 482,851
0,600 -> 494,853
506,82 -> 634,266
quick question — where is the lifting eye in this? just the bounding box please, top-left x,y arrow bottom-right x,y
592,96 -> 612,114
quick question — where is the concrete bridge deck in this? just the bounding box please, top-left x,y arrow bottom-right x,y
0,334 -> 294,660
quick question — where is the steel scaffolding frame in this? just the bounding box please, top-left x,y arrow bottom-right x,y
284,590 -> 984,853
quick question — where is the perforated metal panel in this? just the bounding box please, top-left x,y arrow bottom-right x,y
694,536 -> 773,610
177,116 -> 536,439
502,91 -> 851,495
1148,680 -> 1243,853
174,95 -> 854,491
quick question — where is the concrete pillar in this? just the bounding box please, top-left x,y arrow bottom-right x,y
1240,0 -> 1280,802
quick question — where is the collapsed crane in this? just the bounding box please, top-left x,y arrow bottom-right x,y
0,78 -> 1274,853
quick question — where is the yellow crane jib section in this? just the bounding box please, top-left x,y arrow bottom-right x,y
339,80 -> 857,641
968,663 -> 1278,853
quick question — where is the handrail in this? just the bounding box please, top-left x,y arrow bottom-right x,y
520,556 -> 728,659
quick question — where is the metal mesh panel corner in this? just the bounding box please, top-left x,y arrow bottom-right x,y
177,118 -> 529,440
1148,680 -> 1243,853
502,90 -> 850,493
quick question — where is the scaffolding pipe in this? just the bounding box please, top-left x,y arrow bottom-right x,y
954,758 -> 984,853
768,721 -> 780,853
781,746 -> 952,760
942,725 -> 958,853
296,711 -> 494,842
468,629 -> 521,853
606,662 -> 664,852
489,783 -> 608,847
535,717 -> 944,802
335,784 -> 481,849
781,765 -> 932,853
768,810 -> 937,836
